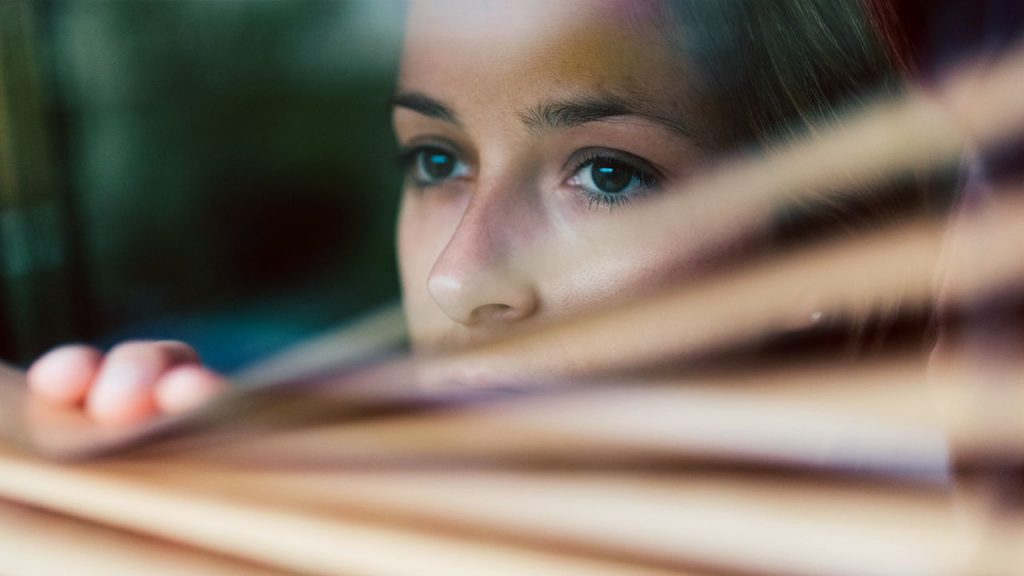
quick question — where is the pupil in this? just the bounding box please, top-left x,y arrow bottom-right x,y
591,161 -> 632,194
423,151 -> 455,180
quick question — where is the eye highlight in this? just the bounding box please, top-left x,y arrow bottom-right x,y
398,144 -> 470,188
567,151 -> 661,209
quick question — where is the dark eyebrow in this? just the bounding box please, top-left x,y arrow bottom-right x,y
519,95 -> 695,140
391,91 -> 459,125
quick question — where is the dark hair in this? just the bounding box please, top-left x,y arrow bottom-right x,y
667,1 -> 960,237
662,0 -> 906,150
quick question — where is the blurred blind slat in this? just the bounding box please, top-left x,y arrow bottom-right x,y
0,1 -> 76,364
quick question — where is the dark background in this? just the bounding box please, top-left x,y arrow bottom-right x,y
0,0 -> 405,371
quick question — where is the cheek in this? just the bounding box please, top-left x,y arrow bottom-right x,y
544,248 -> 689,318
541,214 -> 767,318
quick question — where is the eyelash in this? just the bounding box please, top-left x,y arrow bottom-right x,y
566,151 -> 661,210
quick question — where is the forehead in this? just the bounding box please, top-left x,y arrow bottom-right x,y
400,0 -> 688,118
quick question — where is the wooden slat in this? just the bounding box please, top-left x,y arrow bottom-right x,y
2,440 -> 1017,576
0,498 -> 288,576
0,443 -> 692,576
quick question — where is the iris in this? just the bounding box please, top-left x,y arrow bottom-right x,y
398,144 -> 468,187
422,150 -> 456,181
591,161 -> 633,194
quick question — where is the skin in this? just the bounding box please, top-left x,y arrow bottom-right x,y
395,0 -> 711,351
27,0 -> 729,423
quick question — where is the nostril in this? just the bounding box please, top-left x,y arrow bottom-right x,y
470,303 -> 518,324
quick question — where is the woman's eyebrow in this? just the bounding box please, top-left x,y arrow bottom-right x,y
519,95 -> 695,140
391,91 -> 459,125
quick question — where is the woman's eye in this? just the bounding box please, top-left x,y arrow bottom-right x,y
569,155 -> 659,207
400,146 -> 469,187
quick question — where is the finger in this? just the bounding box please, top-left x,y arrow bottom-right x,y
155,365 -> 228,415
26,345 -> 103,406
87,341 -> 200,426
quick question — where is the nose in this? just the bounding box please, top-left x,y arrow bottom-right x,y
427,192 -> 539,326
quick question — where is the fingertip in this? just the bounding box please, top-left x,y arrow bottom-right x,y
26,345 -> 103,406
87,366 -> 159,425
86,342 -> 172,426
155,365 -> 228,415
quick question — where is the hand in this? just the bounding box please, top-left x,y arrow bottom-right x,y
26,341 -> 228,426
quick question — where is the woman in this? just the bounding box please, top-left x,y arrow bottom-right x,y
27,0 -> 916,425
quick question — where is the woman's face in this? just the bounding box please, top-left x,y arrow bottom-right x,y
394,0 -> 713,352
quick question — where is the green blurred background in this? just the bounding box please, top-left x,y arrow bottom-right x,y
0,0 -> 406,371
